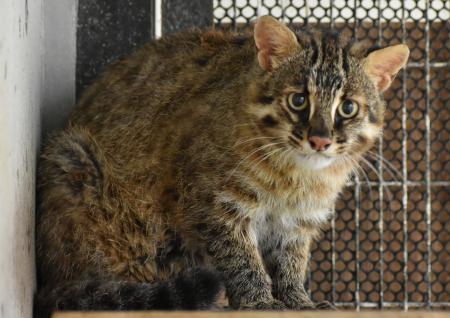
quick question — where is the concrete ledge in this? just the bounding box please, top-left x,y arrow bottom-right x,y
53,311 -> 450,318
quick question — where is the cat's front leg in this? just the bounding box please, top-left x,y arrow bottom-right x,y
202,214 -> 286,310
269,234 -> 318,310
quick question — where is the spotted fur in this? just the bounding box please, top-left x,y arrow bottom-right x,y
36,17 -> 408,315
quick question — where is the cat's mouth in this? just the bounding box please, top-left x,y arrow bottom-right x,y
292,153 -> 336,170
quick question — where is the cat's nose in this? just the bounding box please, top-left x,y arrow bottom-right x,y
308,136 -> 332,152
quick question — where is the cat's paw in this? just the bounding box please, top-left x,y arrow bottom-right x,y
240,299 -> 287,311
280,296 -> 315,310
314,300 -> 336,310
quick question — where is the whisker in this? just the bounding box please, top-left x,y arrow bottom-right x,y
366,151 -> 402,181
250,147 -> 284,171
273,147 -> 293,169
345,152 -> 394,201
233,136 -> 278,147
342,154 -> 373,199
226,141 -> 285,182
357,155 -> 394,201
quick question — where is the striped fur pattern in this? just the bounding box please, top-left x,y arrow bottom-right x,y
36,17 -> 408,315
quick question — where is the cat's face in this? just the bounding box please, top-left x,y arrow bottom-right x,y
250,17 -> 409,170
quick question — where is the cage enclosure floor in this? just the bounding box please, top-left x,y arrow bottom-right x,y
54,311 -> 450,318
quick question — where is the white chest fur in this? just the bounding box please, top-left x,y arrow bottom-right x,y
247,205 -> 334,252
218,163 -> 349,248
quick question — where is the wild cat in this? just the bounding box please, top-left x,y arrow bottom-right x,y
36,16 -> 409,315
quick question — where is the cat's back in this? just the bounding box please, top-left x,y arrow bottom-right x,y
70,29 -> 255,130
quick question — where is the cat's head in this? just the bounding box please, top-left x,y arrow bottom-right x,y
248,16 -> 409,170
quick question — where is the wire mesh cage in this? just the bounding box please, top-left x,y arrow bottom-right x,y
213,0 -> 449,311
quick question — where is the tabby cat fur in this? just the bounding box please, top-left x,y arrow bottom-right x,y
36,16 -> 409,315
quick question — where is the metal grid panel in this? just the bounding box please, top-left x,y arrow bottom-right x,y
213,0 -> 449,310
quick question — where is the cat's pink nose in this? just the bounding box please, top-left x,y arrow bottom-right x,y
308,136 -> 332,152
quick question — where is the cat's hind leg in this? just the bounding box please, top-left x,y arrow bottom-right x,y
37,126 -> 113,287
36,128 -> 225,316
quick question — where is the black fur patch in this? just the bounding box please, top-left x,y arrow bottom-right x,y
84,280 -> 101,295
153,283 -> 174,309
310,37 -> 319,66
259,95 -> 274,104
233,35 -> 248,47
196,57 -> 208,66
292,129 -> 304,140
262,115 -> 278,127
155,230 -> 183,270
196,222 -> 208,232
289,136 -> 300,146
175,274 -> 197,309
356,134 -> 368,145
309,126 -> 332,138
175,268 -> 223,309
368,110 -> 378,123
98,290 -> 120,309
163,187 -> 180,201
366,45 -> 382,56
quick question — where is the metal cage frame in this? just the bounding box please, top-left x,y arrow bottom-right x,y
213,0 -> 449,310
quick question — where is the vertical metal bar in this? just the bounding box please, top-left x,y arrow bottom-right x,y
376,0 -> 384,309
331,210 -> 336,305
329,0 -> 334,29
232,0 -> 237,31
353,0 -> 360,311
155,0 -> 162,38
355,176 -> 361,311
401,0 -> 409,312
256,0 -> 262,17
304,0 -> 310,26
352,0 -> 357,38
305,0 -> 311,297
307,254 -> 312,299
424,0 -> 432,310
378,102 -> 385,310
330,1 -> 336,303
281,0 -> 287,23
377,0 -> 382,47
231,0 -> 237,32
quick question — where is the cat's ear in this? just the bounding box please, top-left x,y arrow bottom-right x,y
364,44 -> 409,92
254,16 -> 299,71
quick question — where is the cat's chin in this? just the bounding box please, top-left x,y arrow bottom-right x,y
293,154 -> 336,170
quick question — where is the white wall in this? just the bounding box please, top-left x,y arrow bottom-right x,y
0,0 -> 77,317
0,0 -> 43,317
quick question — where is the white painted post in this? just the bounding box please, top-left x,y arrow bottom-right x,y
0,0 -> 77,317
0,0 -> 43,317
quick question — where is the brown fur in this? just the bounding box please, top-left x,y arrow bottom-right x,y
36,17 -> 408,313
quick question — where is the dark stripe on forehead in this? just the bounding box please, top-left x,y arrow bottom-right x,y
310,36 -> 319,66
314,70 -> 344,94
322,30 -> 341,59
307,29 -> 348,109
320,33 -> 327,66
301,29 -> 320,67
342,47 -> 349,75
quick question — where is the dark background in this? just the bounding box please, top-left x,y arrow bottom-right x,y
76,0 -> 213,97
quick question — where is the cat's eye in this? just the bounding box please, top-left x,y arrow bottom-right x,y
287,93 -> 308,112
337,100 -> 359,119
